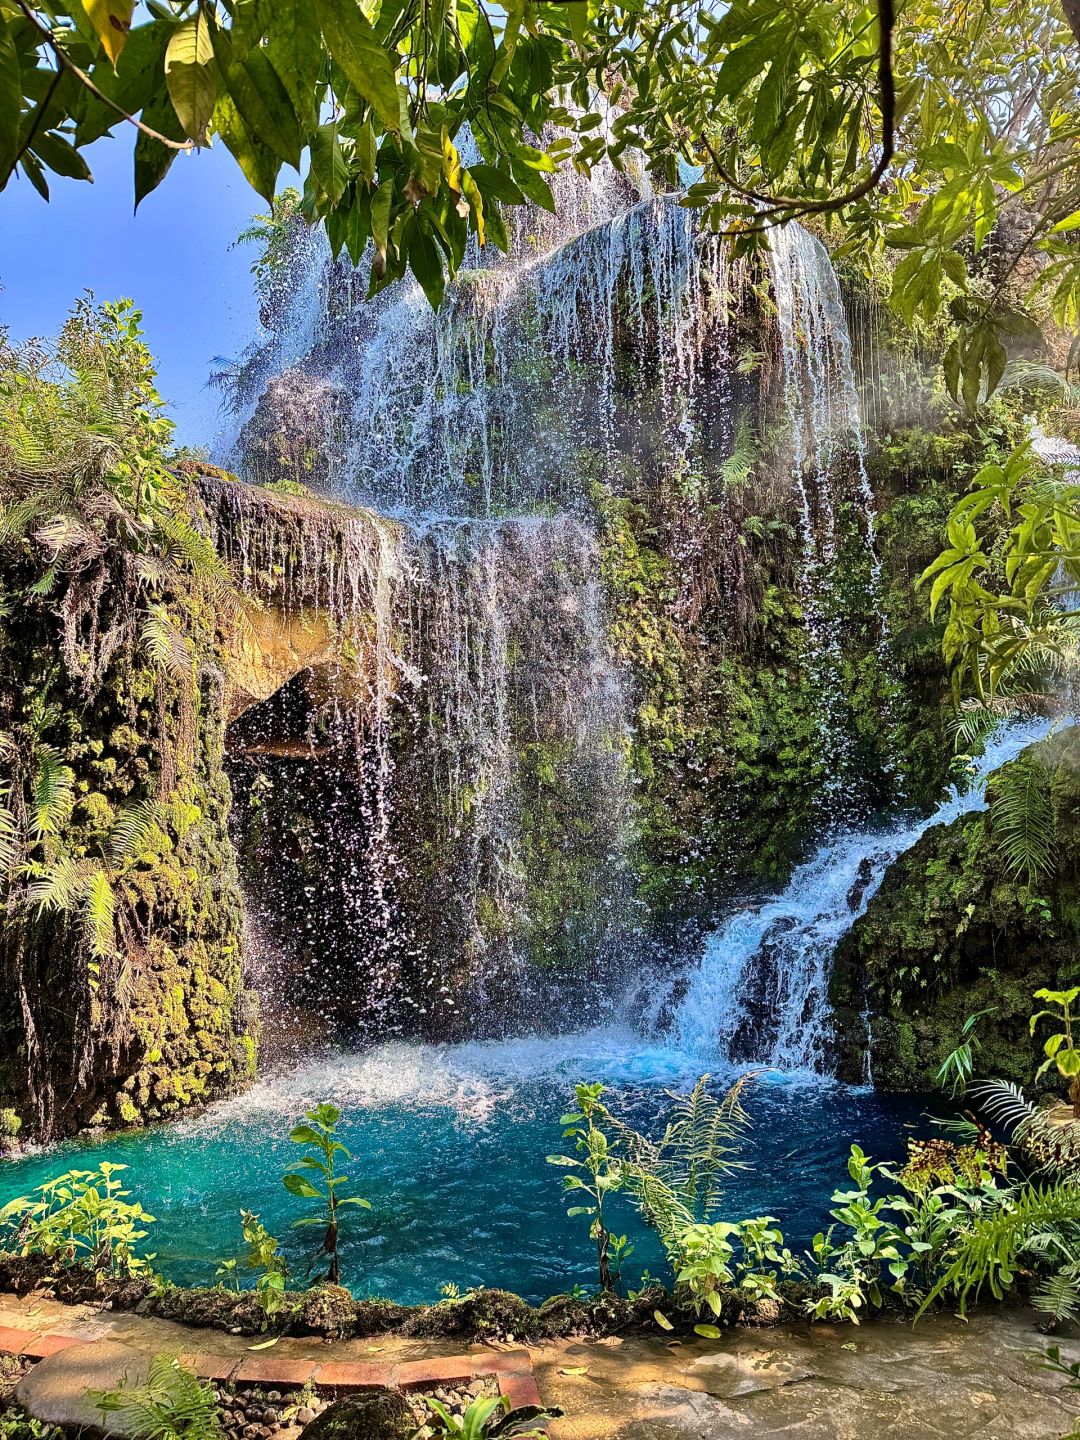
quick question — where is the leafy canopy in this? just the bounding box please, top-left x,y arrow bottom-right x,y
3,0 -> 1080,387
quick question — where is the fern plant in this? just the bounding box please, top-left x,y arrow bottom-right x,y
617,1073 -> 755,1244
91,1355 -> 224,1440
918,1181 -> 1080,1316
989,755 -> 1056,887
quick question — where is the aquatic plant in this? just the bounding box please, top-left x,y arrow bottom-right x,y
282,1101 -> 371,1285
420,1394 -> 562,1440
0,1162 -> 155,1277
239,1210 -> 288,1319
547,1083 -> 629,1294
91,1354 -> 224,1440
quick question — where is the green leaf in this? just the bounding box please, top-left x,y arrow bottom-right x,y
211,92 -> 279,203
289,1124 -> 324,1146
313,0 -> 400,131
134,91 -> 185,207
653,1310 -> 674,1330
30,130 -> 91,182
165,12 -> 217,143
282,1173 -> 322,1199
76,20 -> 173,147
693,1324 -> 723,1339
266,0 -> 324,123
467,163 -> 524,205
213,32 -> 302,168
0,14 -> 22,179
409,225 -> 446,308
309,123 -> 350,204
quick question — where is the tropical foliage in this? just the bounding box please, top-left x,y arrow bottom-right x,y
282,1101 -> 370,1285
922,442 -> 1080,704
0,1162 -> 156,1276
0,298 -> 234,975
546,1082 -> 630,1294
4,0 -> 1080,399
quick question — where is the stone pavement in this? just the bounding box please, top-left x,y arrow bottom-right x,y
2,1291 -> 1078,1439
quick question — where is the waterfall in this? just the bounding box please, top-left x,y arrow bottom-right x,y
221,159 -> 902,1040
666,716 -> 1057,1072
767,224 -> 891,810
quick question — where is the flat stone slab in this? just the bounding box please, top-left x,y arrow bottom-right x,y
16,1339 -> 154,1437
534,1311 -> 1080,1440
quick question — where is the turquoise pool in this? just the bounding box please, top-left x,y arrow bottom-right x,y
0,1029 -> 930,1305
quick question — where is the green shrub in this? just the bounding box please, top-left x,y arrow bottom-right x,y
0,1162 -> 155,1276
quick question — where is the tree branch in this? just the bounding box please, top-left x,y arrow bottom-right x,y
701,0 -> 896,220
11,1 -> 192,163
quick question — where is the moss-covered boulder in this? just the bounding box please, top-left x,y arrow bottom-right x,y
831,723 -> 1080,1088
300,1391 -> 412,1440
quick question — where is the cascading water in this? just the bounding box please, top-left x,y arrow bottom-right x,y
220,149 -> 906,1049
665,715 -> 1057,1073
767,224 -> 891,809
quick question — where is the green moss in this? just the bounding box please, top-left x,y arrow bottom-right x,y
832,724 -> 1080,1088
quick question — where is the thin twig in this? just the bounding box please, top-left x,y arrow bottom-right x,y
10,0 -> 193,168
701,0 -> 896,220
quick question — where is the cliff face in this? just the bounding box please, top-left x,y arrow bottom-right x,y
831,724 -> 1080,1089
0,473 -> 396,1140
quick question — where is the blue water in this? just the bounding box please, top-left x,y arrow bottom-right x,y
0,1029 -> 929,1305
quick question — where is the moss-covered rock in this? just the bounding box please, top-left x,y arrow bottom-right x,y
831,723 -> 1080,1088
300,1390 -> 412,1440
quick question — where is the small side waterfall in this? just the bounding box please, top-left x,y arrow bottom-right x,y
666,717 -> 1056,1072
767,225 -> 891,810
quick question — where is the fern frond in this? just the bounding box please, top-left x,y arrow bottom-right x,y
990,755 -> 1056,886
919,1182 -> 1080,1315
141,604 -> 194,678
720,416 -> 759,490
0,790 -> 22,877
83,868 -> 116,959
24,855 -> 87,915
92,1353 -> 225,1440
110,800 -> 161,866
970,1079 -> 1037,1134
1034,1261 -> 1080,1325
31,746 -> 75,838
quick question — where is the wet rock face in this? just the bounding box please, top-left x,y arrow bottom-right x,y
240,372 -> 349,497
830,724 -> 1080,1090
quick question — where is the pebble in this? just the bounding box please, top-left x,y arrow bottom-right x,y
295,1407 -> 316,1426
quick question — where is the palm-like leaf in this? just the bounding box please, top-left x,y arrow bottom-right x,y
92,1353 -> 224,1440
990,754 -> 1056,886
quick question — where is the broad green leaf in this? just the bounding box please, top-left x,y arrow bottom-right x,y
310,123 -> 349,205
289,1123 -> 324,1145
313,0 -> 399,131
266,0 -> 324,123
414,226 -> 449,308
694,1324 -> 723,1339
213,33 -> 302,168
133,91 -> 185,207
85,0 -> 136,67
211,93 -> 280,202
283,1173 -> 322,1199
0,14 -> 21,179
165,12 -> 216,143
76,20 -> 173,147
30,130 -> 92,182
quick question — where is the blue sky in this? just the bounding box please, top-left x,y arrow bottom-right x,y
0,136 -> 265,449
